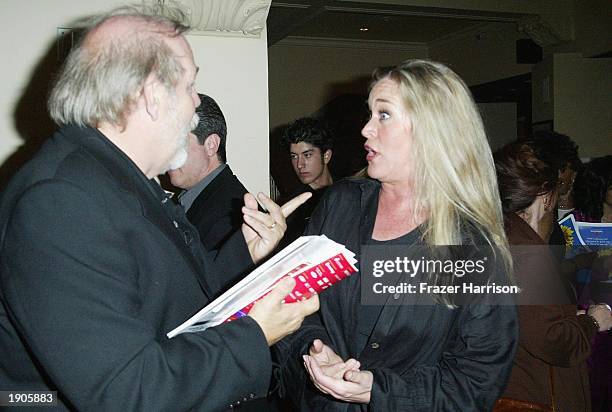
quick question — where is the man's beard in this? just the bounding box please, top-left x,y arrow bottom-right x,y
167,111 -> 199,171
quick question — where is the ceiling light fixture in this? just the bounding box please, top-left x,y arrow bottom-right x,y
359,26 -> 369,32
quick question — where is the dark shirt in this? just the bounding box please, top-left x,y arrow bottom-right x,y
357,228 -> 422,352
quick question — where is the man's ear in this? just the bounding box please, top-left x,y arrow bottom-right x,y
204,134 -> 221,157
142,76 -> 161,121
323,149 -> 332,165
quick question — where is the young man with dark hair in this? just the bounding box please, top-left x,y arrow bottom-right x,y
280,117 -> 334,245
281,117 -> 333,190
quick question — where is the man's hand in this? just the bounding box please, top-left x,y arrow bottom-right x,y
303,350 -> 373,404
241,192 -> 311,263
248,277 -> 319,346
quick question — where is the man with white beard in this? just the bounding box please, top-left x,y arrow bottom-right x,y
0,4 -> 317,411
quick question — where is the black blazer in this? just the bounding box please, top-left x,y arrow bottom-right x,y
186,165 -> 247,252
276,178 -> 518,411
0,126 -> 270,411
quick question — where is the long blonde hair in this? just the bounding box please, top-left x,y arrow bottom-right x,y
372,60 -> 512,275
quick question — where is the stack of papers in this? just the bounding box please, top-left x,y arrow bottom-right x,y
167,235 -> 357,338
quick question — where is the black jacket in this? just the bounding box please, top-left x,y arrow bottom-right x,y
0,126 -> 270,411
276,178 -> 518,411
186,165 -> 248,252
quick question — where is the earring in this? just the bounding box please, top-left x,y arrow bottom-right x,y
544,199 -> 551,211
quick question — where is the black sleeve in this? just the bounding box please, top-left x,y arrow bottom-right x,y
204,228 -> 255,295
367,304 -> 518,411
1,181 -> 271,411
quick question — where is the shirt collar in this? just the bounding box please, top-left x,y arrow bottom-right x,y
178,163 -> 227,211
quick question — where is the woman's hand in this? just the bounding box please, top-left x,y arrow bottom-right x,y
303,341 -> 373,404
308,339 -> 356,379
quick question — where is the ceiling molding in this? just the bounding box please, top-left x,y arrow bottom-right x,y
325,5 -> 521,22
274,36 -> 428,52
335,0 -> 569,16
268,0 -> 327,45
170,0 -> 272,37
517,15 -> 572,47
271,2 -> 310,9
427,21 -> 511,48
267,1 -> 529,47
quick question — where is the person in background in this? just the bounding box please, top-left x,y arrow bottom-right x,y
168,93 -> 247,254
495,141 -> 611,412
279,117 -> 334,246
0,5 -> 317,411
529,132 -> 582,264
567,156 -> 612,291
568,155 -> 612,412
530,131 -> 581,221
572,155 -> 612,223
276,60 -> 518,411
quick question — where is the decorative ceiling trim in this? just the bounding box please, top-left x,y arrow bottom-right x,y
517,15 -> 571,47
169,0 -> 272,37
270,2 -> 310,9
427,21 -> 512,48
325,5 -> 521,22
274,36 -> 428,52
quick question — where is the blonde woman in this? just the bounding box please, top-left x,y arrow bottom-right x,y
276,60 -> 517,411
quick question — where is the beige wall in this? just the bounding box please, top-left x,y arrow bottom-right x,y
546,0 -> 612,57
531,55 -> 555,123
268,42 -> 427,130
478,102 -> 518,151
0,1 -> 270,194
428,22 -> 533,86
189,32 -> 269,195
0,0 -> 123,184
553,54 -> 612,158
532,53 -> 612,158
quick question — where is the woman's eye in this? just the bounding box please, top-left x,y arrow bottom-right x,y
379,111 -> 390,121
